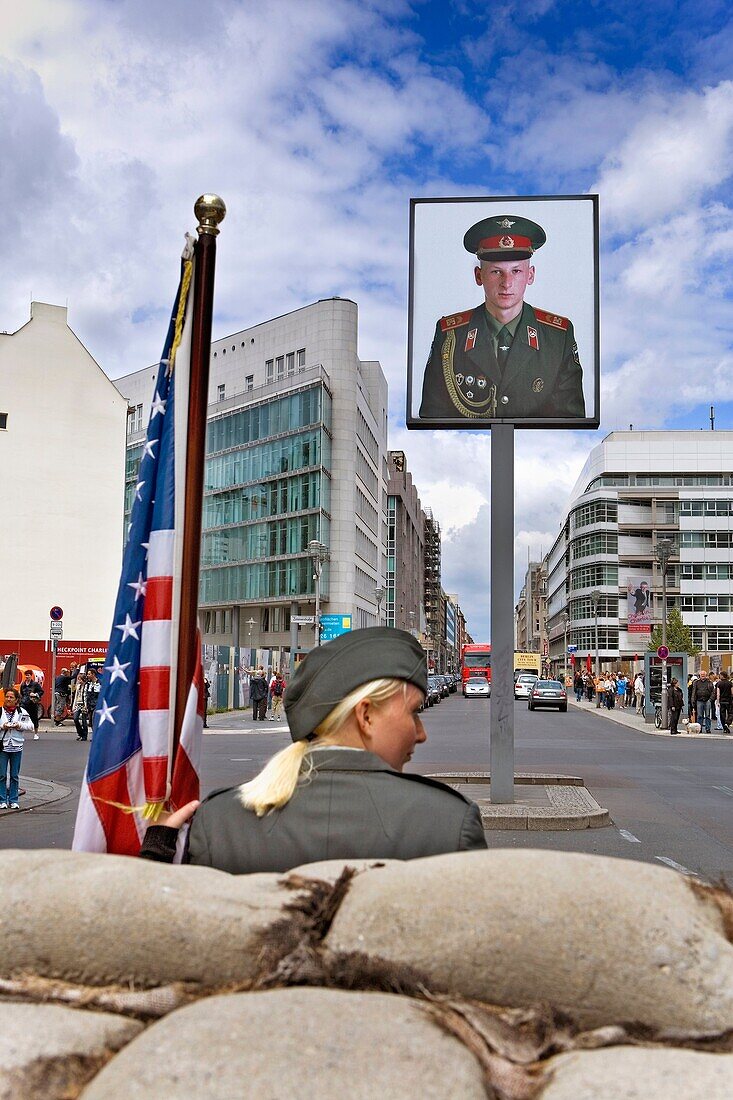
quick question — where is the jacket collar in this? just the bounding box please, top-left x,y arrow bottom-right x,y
308,747 -> 400,774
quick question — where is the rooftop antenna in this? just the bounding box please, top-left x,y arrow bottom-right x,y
710,405 -> 715,431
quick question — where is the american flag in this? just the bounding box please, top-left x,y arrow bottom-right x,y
73,240 -> 202,857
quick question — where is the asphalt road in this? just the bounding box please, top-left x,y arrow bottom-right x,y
3,695 -> 733,881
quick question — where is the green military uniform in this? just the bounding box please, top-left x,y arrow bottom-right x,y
419,300 -> 585,420
418,212 -> 586,421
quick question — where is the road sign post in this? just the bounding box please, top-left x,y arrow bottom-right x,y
490,425 -> 514,804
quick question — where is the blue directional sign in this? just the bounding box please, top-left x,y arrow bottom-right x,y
320,614 -> 352,643
567,644 -> 577,653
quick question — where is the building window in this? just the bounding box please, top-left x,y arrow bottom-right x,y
266,359 -> 274,382
286,352 -> 295,375
276,356 -> 285,379
217,384 -> 226,402
0,413 -> 7,430
297,348 -> 306,371
245,375 -> 254,391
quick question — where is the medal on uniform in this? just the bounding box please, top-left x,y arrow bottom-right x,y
464,328 -> 477,352
527,325 -> 539,350
532,378 -> 544,393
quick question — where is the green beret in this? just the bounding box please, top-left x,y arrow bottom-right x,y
284,627 -> 427,741
463,215 -> 546,261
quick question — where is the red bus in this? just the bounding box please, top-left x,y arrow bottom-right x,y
461,643 -> 491,687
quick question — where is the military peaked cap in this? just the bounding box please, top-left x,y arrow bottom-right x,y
464,215 -> 546,261
285,627 -> 427,741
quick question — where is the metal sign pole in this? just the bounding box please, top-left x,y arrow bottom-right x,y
490,423 -> 514,803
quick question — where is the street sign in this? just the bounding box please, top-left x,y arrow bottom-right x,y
50,622 -> 63,639
50,606 -> 64,621
291,615 -> 315,625
567,644 -> 577,653
657,645 -> 669,660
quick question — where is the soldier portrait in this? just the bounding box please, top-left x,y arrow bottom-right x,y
407,197 -> 598,428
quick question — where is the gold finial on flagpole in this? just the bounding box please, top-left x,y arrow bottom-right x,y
194,194 -> 226,236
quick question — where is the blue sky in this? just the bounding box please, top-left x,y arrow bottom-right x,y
2,0 -> 732,641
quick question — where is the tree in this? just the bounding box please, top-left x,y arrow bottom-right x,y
648,607 -> 699,655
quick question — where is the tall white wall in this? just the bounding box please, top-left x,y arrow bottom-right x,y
0,303 -> 128,640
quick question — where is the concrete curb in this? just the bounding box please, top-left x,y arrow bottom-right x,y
429,773 -> 611,831
0,776 -> 73,816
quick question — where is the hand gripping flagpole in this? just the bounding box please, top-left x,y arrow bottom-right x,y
172,195 -> 226,766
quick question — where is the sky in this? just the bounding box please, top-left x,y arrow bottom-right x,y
3,0 -> 733,642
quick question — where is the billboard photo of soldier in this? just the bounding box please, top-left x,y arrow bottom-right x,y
406,195 -> 599,429
627,578 -> 652,634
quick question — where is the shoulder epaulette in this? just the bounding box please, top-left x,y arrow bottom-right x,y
396,770 -> 473,805
440,311 -> 473,333
534,308 -> 569,331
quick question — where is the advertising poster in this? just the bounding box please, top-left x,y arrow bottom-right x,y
406,195 -> 600,429
627,577 -> 652,634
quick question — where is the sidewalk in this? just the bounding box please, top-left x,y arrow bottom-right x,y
569,698 -> 733,740
0,775 -> 72,815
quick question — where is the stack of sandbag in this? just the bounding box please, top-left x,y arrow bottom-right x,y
0,848 -> 730,1098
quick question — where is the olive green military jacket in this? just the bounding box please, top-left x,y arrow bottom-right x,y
419,301 -> 585,421
140,748 -> 487,874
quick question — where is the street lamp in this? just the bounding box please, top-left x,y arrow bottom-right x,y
590,590 -> 601,678
703,611 -> 708,669
308,539 -> 329,647
246,617 -> 256,667
656,536 -> 674,729
374,587 -> 385,625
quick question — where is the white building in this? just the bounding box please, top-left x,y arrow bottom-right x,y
0,302 -> 128,640
547,430 -> 733,672
116,298 -> 388,667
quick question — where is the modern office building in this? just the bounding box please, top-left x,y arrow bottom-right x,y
546,431 -> 733,674
515,560 -> 548,659
117,298 -> 388,671
386,450 -> 425,634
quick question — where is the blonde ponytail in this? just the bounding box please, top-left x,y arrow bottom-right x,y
238,678 -> 405,817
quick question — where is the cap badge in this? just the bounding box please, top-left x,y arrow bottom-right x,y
532,377 -> 544,393
497,218 -> 515,228
464,327 -> 478,352
499,235 -> 514,249
527,325 -> 539,350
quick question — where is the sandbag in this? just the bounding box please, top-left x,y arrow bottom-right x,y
539,1046 -> 733,1099
81,987 -> 486,1099
1,849 -> 288,987
325,849 -> 733,1031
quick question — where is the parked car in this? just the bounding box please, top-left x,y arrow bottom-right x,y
463,675 -> 490,699
446,674 -> 458,694
514,674 -> 538,700
528,680 -> 567,712
426,676 -> 443,706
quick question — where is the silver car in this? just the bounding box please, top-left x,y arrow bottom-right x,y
514,673 -> 538,699
463,675 -> 490,699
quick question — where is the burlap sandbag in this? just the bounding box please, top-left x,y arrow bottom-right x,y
0,1002 -> 141,1100
325,850 -> 733,1031
81,987 -> 486,1099
539,1046 -> 733,1099
1,849 -> 288,987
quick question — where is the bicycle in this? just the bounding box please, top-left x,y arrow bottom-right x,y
654,702 -> 663,729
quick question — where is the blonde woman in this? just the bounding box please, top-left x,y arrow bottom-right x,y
141,628 -> 486,872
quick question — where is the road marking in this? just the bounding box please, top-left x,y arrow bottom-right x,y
205,727 -> 289,735
619,829 -> 640,843
655,855 -> 698,877
712,785 -> 733,797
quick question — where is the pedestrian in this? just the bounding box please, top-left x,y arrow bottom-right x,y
139,627 -> 487,871
711,674 -> 724,730
19,669 -> 43,739
0,688 -> 33,809
85,669 -> 100,734
573,672 -> 583,703
595,673 -> 604,708
269,671 -> 285,721
691,670 -> 715,734
586,675 -> 594,703
667,677 -> 684,735
716,670 -> 732,735
634,672 -> 644,714
72,673 -> 88,741
616,673 -> 627,709
249,671 -> 268,721
203,678 -> 211,728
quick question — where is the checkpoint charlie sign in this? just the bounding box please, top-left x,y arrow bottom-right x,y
406,195 -> 600,430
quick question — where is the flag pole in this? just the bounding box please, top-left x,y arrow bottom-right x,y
172,194 -> 226,767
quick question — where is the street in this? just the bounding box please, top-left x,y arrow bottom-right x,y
3,695 -> 733,881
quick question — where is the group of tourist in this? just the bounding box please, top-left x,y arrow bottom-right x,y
572,670 -> 640,711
